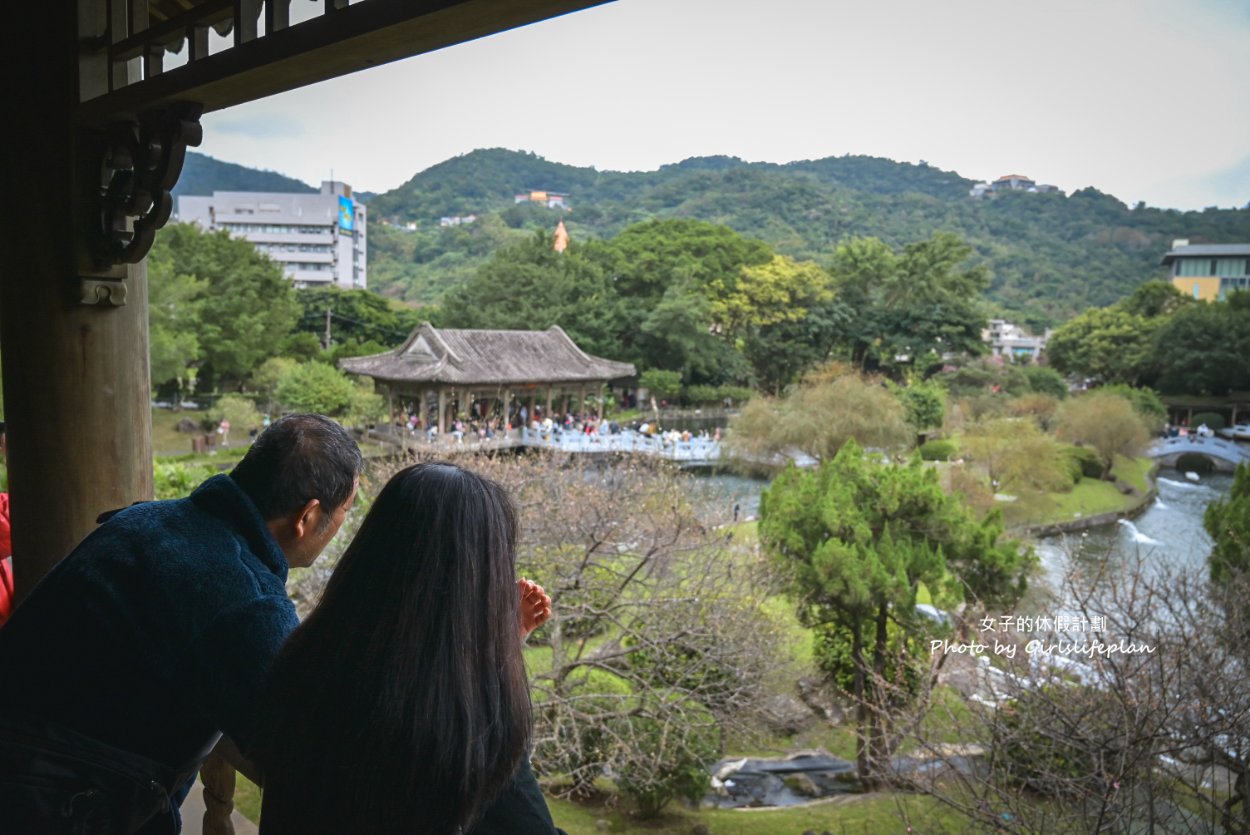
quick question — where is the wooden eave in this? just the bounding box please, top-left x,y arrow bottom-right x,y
77,0 -> 611,127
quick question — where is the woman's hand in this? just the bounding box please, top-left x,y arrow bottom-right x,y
518,578 -> 552,639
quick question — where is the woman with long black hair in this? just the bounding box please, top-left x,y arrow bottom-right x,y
250,462 -> 558,834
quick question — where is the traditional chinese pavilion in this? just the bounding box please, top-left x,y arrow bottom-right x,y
341,322 -> 635,429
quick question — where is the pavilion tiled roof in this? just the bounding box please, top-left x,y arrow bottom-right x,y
339,322 -> 636,387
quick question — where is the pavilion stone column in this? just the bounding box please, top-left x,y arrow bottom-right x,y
437,389 -> 447,440
2,4 -> 154,599
545,386 -> 553,419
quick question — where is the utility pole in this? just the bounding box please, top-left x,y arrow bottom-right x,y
324,307 -> 332,349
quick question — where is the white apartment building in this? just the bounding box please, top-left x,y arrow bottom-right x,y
985,318 -> 1050,361
177,180 -> 367,289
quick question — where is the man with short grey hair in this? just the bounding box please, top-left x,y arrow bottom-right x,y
0,413 -> 362,834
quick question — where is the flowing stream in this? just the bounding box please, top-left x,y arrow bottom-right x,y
1036,470 -> 1235,591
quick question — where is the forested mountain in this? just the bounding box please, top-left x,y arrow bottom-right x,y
173,151 -> 317,199
177,147 -> 1247,328
366,149 -> 1247,328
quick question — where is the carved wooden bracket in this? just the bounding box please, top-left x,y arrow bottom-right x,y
92,102 -> 202,268
79,102 -> 202,303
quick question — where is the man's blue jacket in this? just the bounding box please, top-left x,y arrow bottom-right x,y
0,474 -> 298,769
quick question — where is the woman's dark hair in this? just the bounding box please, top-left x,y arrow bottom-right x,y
251,462 -> 531,834
230,413 -> 362,524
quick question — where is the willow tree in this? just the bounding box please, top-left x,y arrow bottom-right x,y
726,369 -> 913,467
1054,390 -> 1150,480
759,441 -> 1031,787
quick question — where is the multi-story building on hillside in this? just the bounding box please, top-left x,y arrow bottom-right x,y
969,174 -> 1061,199
177,180 -> 367,289
1162,239 -> 1250,302
984,319 -> 1050,361
514,190 -> 570,209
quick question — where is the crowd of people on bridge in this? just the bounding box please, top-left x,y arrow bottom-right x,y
392,402 -> 726,453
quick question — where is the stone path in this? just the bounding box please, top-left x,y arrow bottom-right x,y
180,778 -> 259,835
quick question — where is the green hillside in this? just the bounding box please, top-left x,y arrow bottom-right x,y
364,149 -> 1247,327
173,151 -> 317,199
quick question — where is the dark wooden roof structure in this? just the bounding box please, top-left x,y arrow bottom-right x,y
3,0 -> 610,599
341,323 -> 635,387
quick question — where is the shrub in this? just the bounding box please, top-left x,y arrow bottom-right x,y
920,439 -> 958,461
1022,366 -> 1069,399
275,361 -> 355,415
996,685 -> 1137,800
613,709 -> 720,818
683,384 -> 719,406
716,385 -> 753,406
639,369 -> 681,402
154,460 -> 221,500
1191,411 -> 1227,431
1062,445 -> 1103,482
208,393 -> 261,436
935,358 -> 1031,398
685,384 -> 755,407
895,381 -> 947,431
1008,393 -> 1061,431
1101,384 -> 1167,431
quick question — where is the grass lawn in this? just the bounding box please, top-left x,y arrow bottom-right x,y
546,788 -> 971,834
234,775 -> 262,824
152,407 -> 205,456
233,774 -> 976,833
1001,455 -> 1154,529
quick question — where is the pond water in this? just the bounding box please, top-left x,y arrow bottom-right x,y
692,467 -> 1236,584
686,469 -> 765,520
1036,469 -> 1234,592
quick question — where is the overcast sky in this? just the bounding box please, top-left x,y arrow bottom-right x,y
197,0 -> 1250,211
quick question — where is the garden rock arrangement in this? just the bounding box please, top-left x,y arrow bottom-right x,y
706,750 -> 860,808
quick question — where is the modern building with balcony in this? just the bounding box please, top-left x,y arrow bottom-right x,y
177,180 -> 367,289
984,318 -> 1050,361
1162,239 -> 1250,302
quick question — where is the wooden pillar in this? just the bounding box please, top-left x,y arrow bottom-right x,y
3,3 -> 154,601
437,389 -> 447,437
545,386 -> 553,419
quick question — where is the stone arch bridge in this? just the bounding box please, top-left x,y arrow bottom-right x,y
1149,436 -> 1250,473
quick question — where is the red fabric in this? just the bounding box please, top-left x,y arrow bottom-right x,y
0,493 -> 11,625
0,556 -> 12,626
0,492 -> 10,560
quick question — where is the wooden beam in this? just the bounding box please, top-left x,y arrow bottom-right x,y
77,0 -> 610,126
